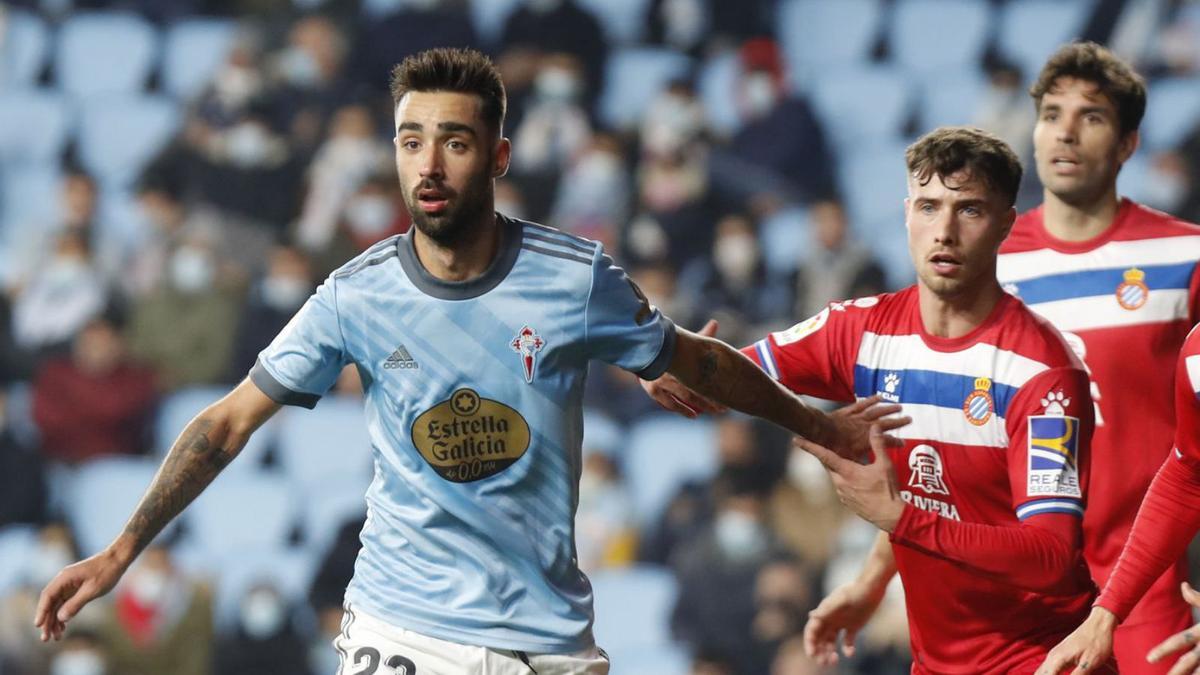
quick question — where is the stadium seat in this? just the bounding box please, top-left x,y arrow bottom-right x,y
154,386 -> 277,474
0,161 -> 60,233
64,456 -> 163,556
184,471 -> 298,560
624,414 -> 717,526
161,18 -> 237,101
196,547 -> 319,630
467,0 -> 524,48
608,645 -> 691,675
837,139 -> 911,228
759,205 -> 811,275
1116,152 -> 1154,205
591,565 -> 679,655
301,484 -> 368,556
809,65 -> 912,154
576,0 -> 650,45
582,409 -> 624,458
598,48 -> 693,131
361,0 -> 406,19
1141,76 -> 1200,152
889,0 -> 992,76
275,396 -> 375,493
56,11 -> 159,97
0,90 -> 72,165
76,93 -> 180,189
997,0 -> 1091,82
2,10 -> 51,88
918,71 -> 987,130
777,0 -> 884,88
0,524 -> 38,597
697,49 -> 742,136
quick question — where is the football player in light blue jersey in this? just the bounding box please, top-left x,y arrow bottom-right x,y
35,48 -> 906,674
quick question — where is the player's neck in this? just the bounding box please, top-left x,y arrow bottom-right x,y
412,213 -> 502,282
917,277 -> 1005,340
1041,186 -> 1121,242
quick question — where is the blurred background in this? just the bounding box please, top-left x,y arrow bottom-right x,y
2,0 -> 1200,673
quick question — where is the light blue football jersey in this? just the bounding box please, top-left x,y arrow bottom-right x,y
250,214 -> 676,652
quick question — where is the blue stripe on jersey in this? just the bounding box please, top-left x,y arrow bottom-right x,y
1016,498 -> 1083,520
522,221 -> 595,249
755,339 -> 779,379
852,365 -> 1017,419
1012,260 -> 1195,305
523,230 -> 594,256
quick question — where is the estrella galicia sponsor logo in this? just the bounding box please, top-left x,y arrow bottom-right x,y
411,388 -> 531,483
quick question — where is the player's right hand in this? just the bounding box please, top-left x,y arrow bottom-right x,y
1034,606 -> 1117,675
34,548 -> 128,642
639,319 -> 728,418
803,579 -> 885,666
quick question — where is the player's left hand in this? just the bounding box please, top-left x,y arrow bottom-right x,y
1034,606 -> 1118,675
1147,583 -> 1200,674
824,396 -> 908,461
796,424 -> 905,532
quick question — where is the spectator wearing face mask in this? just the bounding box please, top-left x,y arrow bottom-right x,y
2,170 -> 104,291
671,465 -> 788,675
752,558 -> 815,664
511,56 -> 592,176
268,15 -> 356,149
550,133 -> 631,246
32,311 -> 158,464
126,235 -> 244,390
308,173 -> 410,278
11,228 -> 110,357
791,199 -> 887,318
352,0 -> 478,93
229,244 -> 316,380
49,630 -> 111,675
0,525 -> 80,672
215,581 -> 310,675
95,545 -> 213,675
500,0 -> 608,113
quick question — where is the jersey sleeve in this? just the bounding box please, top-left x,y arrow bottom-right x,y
1187,261 -> 1200,326
739,300 -> 865,401
1005,367 -> 1095,522
584,249 -> 676,380
250,276 -> 349,409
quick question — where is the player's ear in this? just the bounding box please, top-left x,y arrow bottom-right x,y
492,137 -> 511,178
1000,206 -> 1016,240
1117,129 -> 1139,165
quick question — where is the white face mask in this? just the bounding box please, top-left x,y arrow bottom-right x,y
742,73 -> 778,118
713,509 -> 768,561
43,257 -> 89,288
225,122 -> 272,168
170,247 -> 215,293
279,47 -> 320,88
1142,166 -> 1190,213
51,650 -> 106,675
534,67 -> 581,104
344,195 -> 396,236
241,589 -> 286,639
261,275 -> 311,311
214,65 -> 262,109
787,448 -> 833,500
128,568 -> 169,606
713,234 -> 758,284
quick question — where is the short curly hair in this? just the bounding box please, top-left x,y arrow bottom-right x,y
1029,41 -> 1146,137
906,126 -> 1023,208
390,48 -> 506,136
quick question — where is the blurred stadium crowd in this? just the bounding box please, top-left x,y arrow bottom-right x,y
4,0 -> 1200,673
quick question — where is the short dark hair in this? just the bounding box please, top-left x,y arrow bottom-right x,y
1030,41 -> 1146,136
389,48 -> 506,136
905,126 -> 1023,208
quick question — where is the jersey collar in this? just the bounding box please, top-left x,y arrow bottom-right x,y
396,213 -> 523,300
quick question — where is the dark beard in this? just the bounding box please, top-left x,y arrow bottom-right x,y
406,169 -> 494,246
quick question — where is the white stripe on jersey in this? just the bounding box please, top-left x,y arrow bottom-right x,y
997,235 -> 1200,282
857,332 -> 1050,389
1186,354 -> 1200,394
893,402 -> 1008,449
1015,499 -> 1084,519
755,339 -> 780,380
1022,289 -> 1189,332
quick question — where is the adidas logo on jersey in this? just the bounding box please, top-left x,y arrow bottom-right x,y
384,345 -> 419,370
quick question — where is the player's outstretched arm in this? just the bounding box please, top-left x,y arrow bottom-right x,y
804,531 -> 896,666
34,378 -> 281,642
661,326 -> 908,458
1035,607 -> 1118,675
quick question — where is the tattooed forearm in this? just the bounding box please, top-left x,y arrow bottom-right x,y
122,416 -> 239,556
684,340 -> 817,435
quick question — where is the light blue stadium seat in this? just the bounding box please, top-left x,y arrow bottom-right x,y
759,205 -> 810,276
609,645 -> 691,675
3,10 -> 50,89
154,386 -> 278,474
599,48 -> 693,131
467,0 -> 524,48
890,0 -> 992,75
0,161 -> 59,234
576,0 -> 650,45
591,565 -> 680,657
582,409 -> 624,458
778,0 -> 884,88
0,525 -> 38,596
199,547 -> 319,630
1116,152 -> 1153,205
868,215 -> 918,289
997,0 -> 1091,82
624,414 -> 716,526
276,396 -> 375,493
837,139 -> 910,229
65,456 -> 163,556
361,0 -> 406,19
697,49 -> 742,137
161,18 -> 237,101
810,66 -> 912,154
1141,76 -> 1200,152
302,485 -> 368,556
919,72 -> 987,130
76,94 -> 180,189
0,90 -> 72,165
56,11 -> 158,97
185,472 -> 298,560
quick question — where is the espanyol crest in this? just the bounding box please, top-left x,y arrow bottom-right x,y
1116,267 -> 1148,310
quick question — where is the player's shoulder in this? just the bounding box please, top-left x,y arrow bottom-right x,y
1000,206 -> 1046,254
998,295 -> 1085,372
331,235 -> 403,282
515,217 -> 600,265
1117,199 -> 1200,240
773,288 -> 912,346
